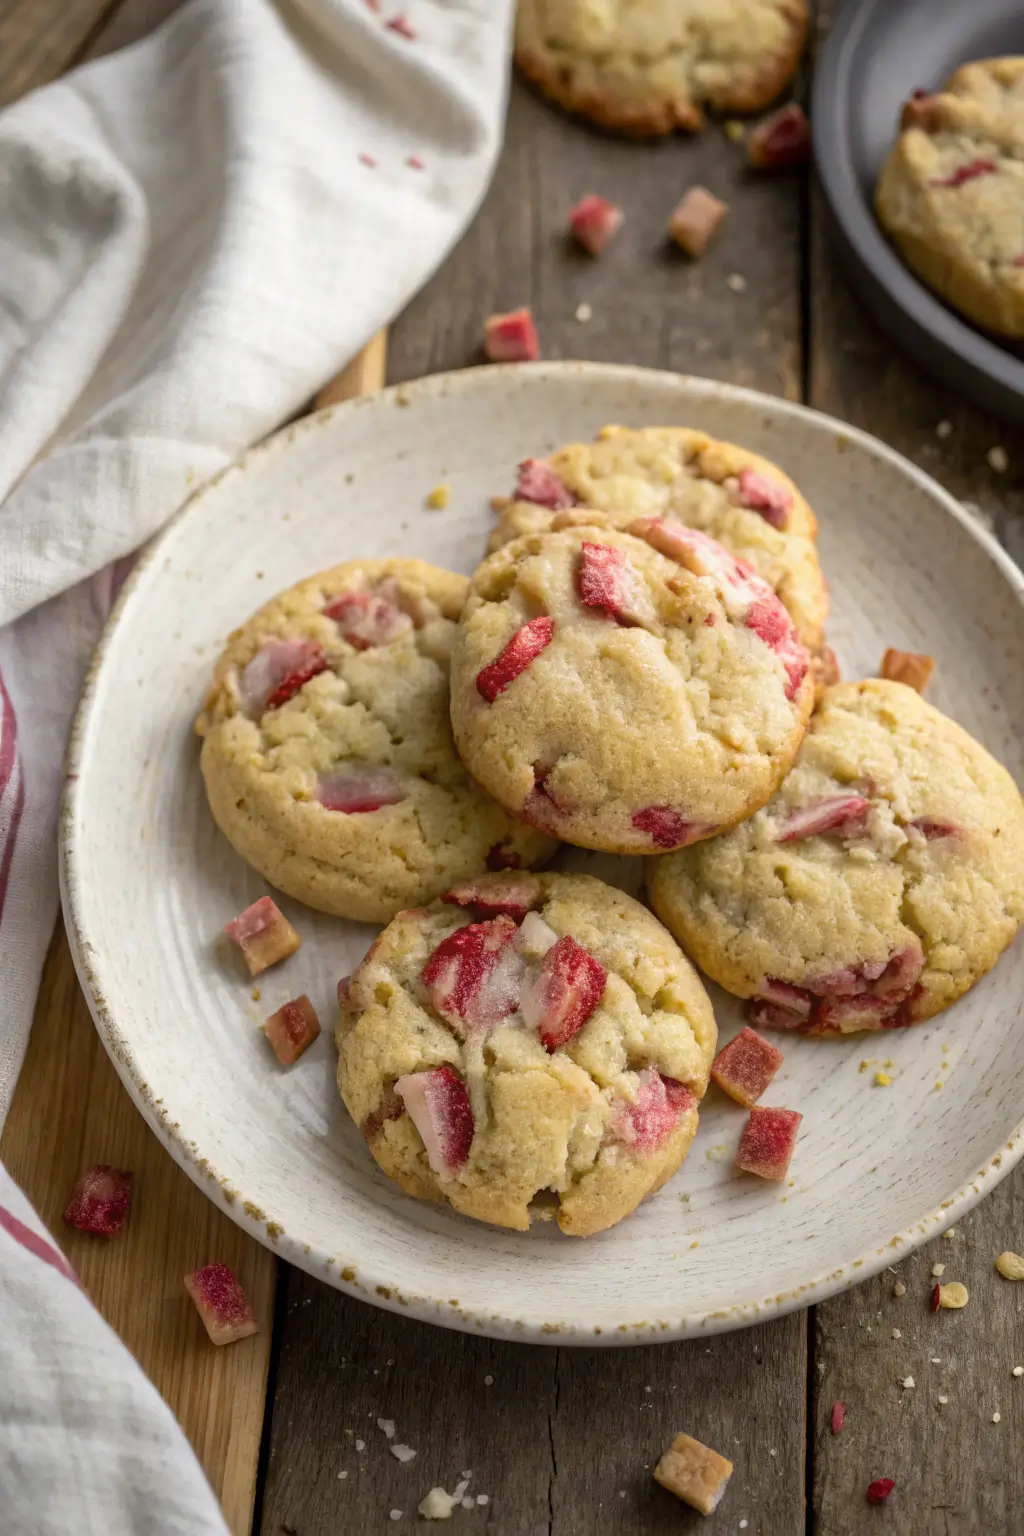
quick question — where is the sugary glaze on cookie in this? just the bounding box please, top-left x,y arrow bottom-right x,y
196,560 -> 556,923
450,523 -> 814,854
647,680 -> 1024,1033
336,871 -> 716,1234
876,58 -> 1024,338
515,0 -> 809,138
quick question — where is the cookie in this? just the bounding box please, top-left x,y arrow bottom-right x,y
336,870 -> 717,1235
876,58 -> 1024,338
196,560 -> 556,924
647,680 -> 1024,1033
515,0 -> 809,138
489,427 -> 829,661
449,522 -> 814,855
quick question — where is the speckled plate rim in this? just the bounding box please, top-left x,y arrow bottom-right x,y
60,361 -> 1024,1345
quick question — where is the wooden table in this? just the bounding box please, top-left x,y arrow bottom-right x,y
3,3 -> 1024,1532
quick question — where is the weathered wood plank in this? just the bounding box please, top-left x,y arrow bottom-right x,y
0,0 -> 122,105
262,73 -> 810,1536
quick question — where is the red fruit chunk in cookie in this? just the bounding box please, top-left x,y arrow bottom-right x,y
442,875 -> 541,921
395,1064 -> 474,1176
758,978 -> 813,1019
711,1027 -> 783,1108
631,805 -> 715,850
778,794 -> 871,842
422,915 -> 524,1033
747,999 -> 807,1031
568,194 -> 623,256
908,817 -> 960,840
224,896 -> 301,976
322,586 -> 413,650
614,1071 -> 694,1152
484,307 -> 540,362
668,186 -> 728,256
522,934 -> 606,1052
872,942 -> 924,1000
486,843 -> 522,871
735,1106 -> 801,1180
515,458 -> 578,510
184,1263 -> 259,1346
866,1479 -> 895,1505
831,1402 -> 845,1435
744,594 -> 809,700
880,647 -> 934,693
317,764 -> 406,813
747,104 -> 811,170
902,91 -> 942,131
577,541 -> 628,619
814,994 -> 892,1032
64,1166 -> 133,1236
263,994 -> 321,1065
239,639 -> 328,716
737,468 -> 792,527
519,763 -> 565,834
931,158 -> 997,188
476,615 -> 555,702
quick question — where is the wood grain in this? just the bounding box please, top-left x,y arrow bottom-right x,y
262,75 -> 810,1536
0,0 -> 122,105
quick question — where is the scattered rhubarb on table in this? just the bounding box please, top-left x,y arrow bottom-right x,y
484,307 -> 540,362
711,1027 -> 783,1108
653,1432 -> 733,1515
64,1166 -> 133,1235
184,1263 -> 259,1346
224,896 -> 301,976
568,194 -> 623,256
263,994 -> 322,1065
735,1106 -> 802,1181
668,186 -> 728,256
747,104 -> 811,170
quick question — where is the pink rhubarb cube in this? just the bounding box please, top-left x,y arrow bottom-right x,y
64,1165 -> 133,1236
747,103 -> 811,170
263,994 -> 321,1065
184,1263 -> 259,1345
735,1105 -> 802,1181
484,307 -> 540,362
711,1026 -> 784,1108
224,896 -> 301,977
568,194 -> 623,256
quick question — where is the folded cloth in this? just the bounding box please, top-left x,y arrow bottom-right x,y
0,1 -> 511,1528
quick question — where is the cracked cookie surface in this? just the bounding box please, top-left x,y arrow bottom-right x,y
646,680 -> 1024,1033
876,57 -> 1024,338
515,0 -> 809,137
336,871 -> 716,1235
196,559 -> 556,924
450,522 -> 814,854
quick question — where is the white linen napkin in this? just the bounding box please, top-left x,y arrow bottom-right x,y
0,0 -> 512,1527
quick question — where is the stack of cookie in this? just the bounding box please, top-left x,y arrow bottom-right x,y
197,426 -> 1024,1237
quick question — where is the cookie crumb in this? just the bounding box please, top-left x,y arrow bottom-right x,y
938,1395 -> 949,1405
338,1470 -> 348,1479
476,1495 -> 489,1506
988,446 -> 1009,473
575,302 -> 593,323
726,273 -> 747,293
724,120 -> 745,142
993,1412 -> 1002,1424
484,1374 -> 494,1385
425,484 -> 450,510
934,1281 -> 969,1309
461,1497 -> 475,1510
391,1444 -> 417,1463
902,1376 -> 915,1389
943,1228 -> 957,1240
418,1488 -> 455,1520
995,1251 -> 1024,1280
251,987 -> 261,1001
936,420 -> 952,438
874,1071 -> 892,1087
893,1282 -> 907,1297
931,1263 -> 945,1277
892,1328 -> 902,1339
1013,1366 -> 1023,1377
377,1418 -> 396,1439
930,1357 -> 942,1364
389,1512 -> 403,1523
355,1438 -> 365,1451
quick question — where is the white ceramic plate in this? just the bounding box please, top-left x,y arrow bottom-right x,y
62,363 -> 1024,1344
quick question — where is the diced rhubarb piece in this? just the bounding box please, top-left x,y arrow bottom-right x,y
316,764 -> 406,813
514,458 -> 577,510
747,999 -> 808,1031
263,994 -> 321,1065
613,1071 -> 694,1152
758,978 -> 813,1019
736,468 -> 792,527
743,594 -> 809,700
63,1166 -> 133,1236
486,842 -> 522,871
322,587 -> 413,650
184,1263 -> 259,1346
521,935 -> 606,1052
931,159 -> 997,188
515,910 -> 559,958
631,805 -> 715,850
224,896 -> 301,976
568,194 -> 623,256
386,14 -> 415,38
422,915 -> 524,1034
578,541 -> 628,619
441,875 -> 541,921
778,795 -> 872,842
476,616 -> 554,702
866,1479 -> 895,1505
735,1105 -> 802,1180
484,307 -> 540,363
394,1064 -> 474,1176
520,762 -> 564,834
813,994 -> 892,1032
653,1433 -> 733,1515
668,186 -> 728,257
747,104 -> 811,170
831,1402 -> 845,1435
908,816 -> 960,840
880,647 -> 934,693
872,942 -> 924,1001
239,639 -> 328,716
711,1027 -> 784,1108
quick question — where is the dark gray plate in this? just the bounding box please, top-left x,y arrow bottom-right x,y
813,0 -> 1024,423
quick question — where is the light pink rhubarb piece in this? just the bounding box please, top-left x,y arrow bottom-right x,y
777,795 -> 871,842
631,806 -> 716,850
908,816 -> 961,840
476,615 -> 554,701
880,647 -> 934,693
711,1027 -> 783,1108
322,586 -> 413,649
64,1166 -> 133,1236
735,1105 -> 801,1180
748,104 -> 811,170
421,915 -> 524,1034
317,764 -> 407,813
484,307 -> 540,362
931,158 -> 996,188
394,1064 -> 474,1176
224,896 -> 301,976
263,994 -> 321,1065
668,186 -> 728,257
577,540 -> 629,619
568,193 -> 623,256
514,458 -> 577,509
521,935 -> 606,1052
736,468 -> 792,527
184,1263 -> 259,1345
442,876 -> 542,921
239,639 -> 328,716
613,1071 -> 695,1153
756,978 -> 813,1019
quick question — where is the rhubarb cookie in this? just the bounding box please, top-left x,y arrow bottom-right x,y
515,0 -> 809,137
336,870 -> 716,1234
449,522 -> 814,854
196,560 -> 556,924
647,680 -> 1024,1033
876,59 -> 1024,338
490,427 -> 831,675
